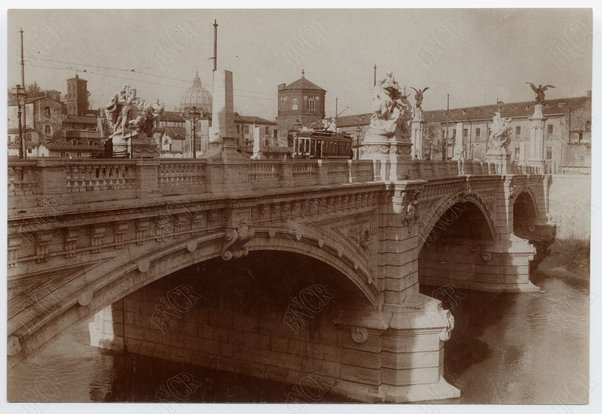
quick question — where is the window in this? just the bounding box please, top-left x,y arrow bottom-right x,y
546,147 -> 553,160
463,128 -> 468,138
514,147 -> 520,159
578,132 -> 583,143
44,107 -> 51,117
585,121 -> 591,132
515,126 -> 521,137
292,97 -> 299,111
236,125 -> 240,134
308,97 -> 316,111
244,125 -> 250,134
547,124 -> 554,136
475,128 -> 481,139
44,125 -> 52,135
265,126 -> 270,135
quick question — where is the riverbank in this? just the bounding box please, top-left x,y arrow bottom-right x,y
538,238 -> 590,283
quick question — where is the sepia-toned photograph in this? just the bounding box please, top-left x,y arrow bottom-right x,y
3,4 -> 596,409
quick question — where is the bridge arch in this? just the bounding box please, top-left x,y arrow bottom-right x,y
10,225 -> 377,362
513,189 -> 539,231
417,191 -> 498,290
417,191 -> 497,251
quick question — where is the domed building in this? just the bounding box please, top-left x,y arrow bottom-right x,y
175,72 -> 212,156
179,71 -> 212,115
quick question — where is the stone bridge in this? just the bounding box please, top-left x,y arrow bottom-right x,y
6,154 -> 555,402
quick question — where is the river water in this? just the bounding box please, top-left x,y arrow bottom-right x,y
7,267 -> 589,404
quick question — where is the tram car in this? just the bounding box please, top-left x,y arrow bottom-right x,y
291,129 -> 353,159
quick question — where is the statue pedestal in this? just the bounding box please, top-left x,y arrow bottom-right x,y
201,135 -> 243,161
528,103 -> 546,163
411,110 -> 425,160
452,122 -> 465,160
486,149 -> 512,175
360,128 -> 412,181
111,131 -> 158,158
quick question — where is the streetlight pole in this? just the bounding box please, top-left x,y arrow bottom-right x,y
14,84 -> 27,159
189,106 -> 201,158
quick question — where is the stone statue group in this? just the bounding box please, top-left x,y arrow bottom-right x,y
369,72 -> 415,138
105,84 -> 164,138
367,70 -> 554,156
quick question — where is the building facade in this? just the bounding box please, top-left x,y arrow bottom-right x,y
64,75 -> 90,116
337,94 -> 592,169
277,71 -> 326,145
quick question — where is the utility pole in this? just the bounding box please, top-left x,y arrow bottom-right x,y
212,20 -> 218,71
20,28 -> 26,133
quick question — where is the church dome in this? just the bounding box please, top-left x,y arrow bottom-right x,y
179,72 -> 212,114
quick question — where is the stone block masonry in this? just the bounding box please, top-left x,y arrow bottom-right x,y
89,272 -> 458,402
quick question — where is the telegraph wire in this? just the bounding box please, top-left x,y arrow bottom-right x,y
27,56 -> 277,100
27,62 -> 276,102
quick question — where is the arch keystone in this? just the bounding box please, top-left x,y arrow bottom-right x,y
186,241 -> 197,252
138,258 -> 151,273
7,335 -> 21,356
77,291 -> 93,307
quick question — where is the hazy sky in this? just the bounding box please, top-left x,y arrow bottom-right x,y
7,9 -> 593,119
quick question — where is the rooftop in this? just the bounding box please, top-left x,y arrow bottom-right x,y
336,96 -> 591,127
158,126 -> 186,140
234,114 -> 277,126
64,115 -> 98,124
278,71 -> 326,92
160,111 -> 186,123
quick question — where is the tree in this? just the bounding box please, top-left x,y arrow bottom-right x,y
26,82 -> 45,98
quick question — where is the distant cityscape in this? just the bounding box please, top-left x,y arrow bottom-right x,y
8,69 -> 591,172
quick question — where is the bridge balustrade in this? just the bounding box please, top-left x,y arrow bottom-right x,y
158,160 -> 207,195
7,156 -> 548,211
65,160 -> 137,193
248,160 -> 282,189
7,160 -> 39,197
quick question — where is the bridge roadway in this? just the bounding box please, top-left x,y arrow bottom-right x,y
6,155 -> 555,402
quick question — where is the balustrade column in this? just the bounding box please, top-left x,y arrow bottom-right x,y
37,159 -> 67,202
135,159 -> 159,198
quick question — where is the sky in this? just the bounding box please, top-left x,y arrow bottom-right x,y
7,9 -> 593,120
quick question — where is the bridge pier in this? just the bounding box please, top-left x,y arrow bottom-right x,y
419,235 -> 539,292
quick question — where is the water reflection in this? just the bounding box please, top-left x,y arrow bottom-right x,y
8,270 -> 588,404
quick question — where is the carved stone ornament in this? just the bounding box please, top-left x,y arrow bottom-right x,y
401,190 -> 420,225
351,326 -> 369,344
439,309 -> 455,341
361,144 -> 390,155
221,222 -> 255,261
347,224 -> 370,254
